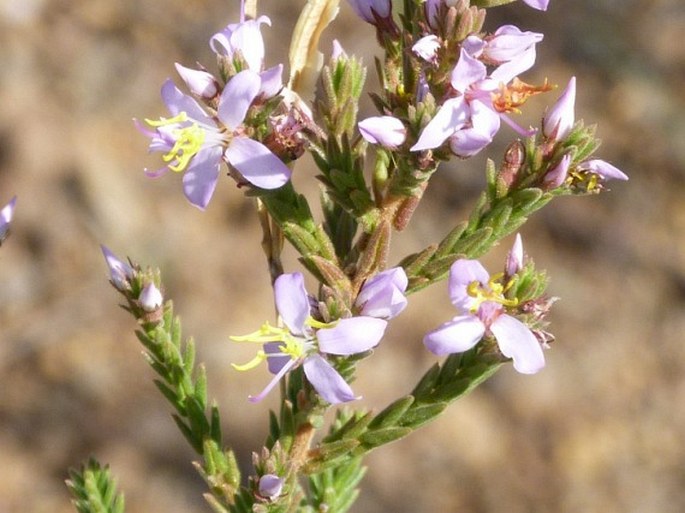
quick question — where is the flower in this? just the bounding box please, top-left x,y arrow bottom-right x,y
542,76 -> 576,141
521,0 -> 550,10
423,242 -> 545,374
258,474 -> 284,500
358,116 -> 407,149
139,283 -> 163,312
210,15 -> 271,72
0,196 -> 17,244
577,159 -> 629,182
101,245 -> 134,291
412,35 -> 441,63
231,273 -> 388,404
355,267 -> 408,319
137,70 -> 291,210
346,0 -> 392,24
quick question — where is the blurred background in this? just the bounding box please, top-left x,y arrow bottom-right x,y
0,0 -> 683,512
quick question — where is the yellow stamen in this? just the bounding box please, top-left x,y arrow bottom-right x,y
232,350 -> 267,371
466,273 -> 519,313
145,112 -> 206,173
492,78 -> 553,114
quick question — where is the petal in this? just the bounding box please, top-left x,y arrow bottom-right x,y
303,354 -> 357,404
264,342 -> 292,374
230,17 -> 269,71
182,146 -> 222,210
248,357 -> 298,403
522,0 -> 549,10
174,63 -> 218,98
489,44 -> 537,84
490,314 -> 545,374
258,474 -> 284,499
160,79 -> 213,125
542,76 -> 576,140
100,245 -> 134,289
449,259 -> 490,311
258,64 -> 284,99
423,315 -> 486,355
317,317 -> 387,355
358,116 -> 407,148
505,233 -> 524,276
274,272 -> 310,335
579,159 -> 629,181
411,97 -> 469,151
225,137 -> 291,189
450,49 -> 487,93
217,70 -> 261,129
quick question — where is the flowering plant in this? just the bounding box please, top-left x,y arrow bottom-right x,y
64,0 -> 627,511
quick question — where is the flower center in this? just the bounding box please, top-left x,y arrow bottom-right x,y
146,112 -> 206,173
466,272 -> 518,313
491,78 -> 553,114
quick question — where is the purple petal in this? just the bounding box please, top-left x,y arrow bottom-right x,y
490,313 -> 545,374
0,195 -> 17,229
174,63 -> 218,98
449,101 -> 500,158
229,16 -> 270,71
181,146 -> 222,210
264,342 -> 292,374
358,116 -> 407,149
303,353 -> 357,404
139,283 -> 163,312
412,35 -> 440,62
579,159 -> 629,181
484,25 -> 543,64
248,357 -> 298,403
423,315 -> 486,355
217,70 -> 261,130
274,272 -> 310,335
160,79 -> 213,125
450,49 -> 487,93
542,153 -> 571,189
100,245 -> 134,290
225,137 -> 291,189
258,64 -> 284,99
489,44 -> 537,85
448,259 -> 490,312
505,233 -> 524,276
258,474 -> 283,500
411,97 -> 469,151
356,267 -> 409,319
317,317 -> 387,355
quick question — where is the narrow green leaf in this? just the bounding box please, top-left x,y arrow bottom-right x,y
358,427 -> 412,448
368,396 -> 415,430
397,402 -> 448,429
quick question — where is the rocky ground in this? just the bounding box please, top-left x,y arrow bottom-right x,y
0,0 -> 683,512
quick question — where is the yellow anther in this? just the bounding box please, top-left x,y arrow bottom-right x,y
231,350 -> 267,371
305,317 -> 337,330
145,111 -> 206,173
145,112 -> 189,127
230,322 -> 287,343
466,275 -> 518,313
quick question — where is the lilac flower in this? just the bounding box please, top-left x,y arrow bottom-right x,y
577,159 -> 629,181
0,196 -> 17,244
542,153 -> 571,189
347,0 -> 392,24
522,0 -> 550,10
412,35 -> 441,63
543,76 -> 576,140
231,273 -> 388,404
258,474 -> 284,500
139,283 -> 163,312
358,116 -> 407,149
482,25 -> 542,84
138,71 -> 291,210
355,267 -> 408,319
423,244 -> 545,374
210,15 -> 271,72
101,245 -> 134,291
174,63 -> 219,99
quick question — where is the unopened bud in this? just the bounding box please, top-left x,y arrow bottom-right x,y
139,283 -> 163,312
0,196 -> 17,244
101,245 -> 134,291
258,474 -> 283,500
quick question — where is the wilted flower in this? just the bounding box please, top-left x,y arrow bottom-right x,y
139,283 -> 163,312
137,71 -> 291,210
358,116 -> 407,149
0,196 -> 17,244
423,239 -> 545,374
355,267 -> 408,319
542,76 -> 576,140
101,245 -> 134,291
412,35 -> 441,63
231,273 -> 388,404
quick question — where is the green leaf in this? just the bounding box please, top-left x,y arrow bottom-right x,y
358,427 -> 412,448
397,402 -> 448,429
368,396 -> 415,430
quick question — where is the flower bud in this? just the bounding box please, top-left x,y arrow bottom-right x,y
543,76 -> 576,141
174,63 -> 219,98
0,196 -> 17,244
258,474 -> 284,500
542,153 -> 571,189
347,0 -> 391,24
505,233 -> 524,276
139,283 -> 163,312
356,267 -> 408,319
101,245 -> 134,291
358,116 -> 407,149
